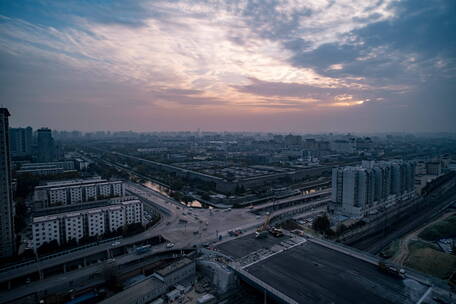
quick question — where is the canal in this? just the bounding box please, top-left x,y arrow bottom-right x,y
142,180 -> 211,208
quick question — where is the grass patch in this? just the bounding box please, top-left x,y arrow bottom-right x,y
418,214 -> 456,241
380,239 -> 400,258
405,240 -> 456,279
408,240 -> 440,251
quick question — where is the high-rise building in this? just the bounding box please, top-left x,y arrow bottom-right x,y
0,108 -> 15,257
331,160 -> 415,218
37,128 -> 55,162
9,127 -> 33,158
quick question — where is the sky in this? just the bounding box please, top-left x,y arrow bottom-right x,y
0,0 -> 455,133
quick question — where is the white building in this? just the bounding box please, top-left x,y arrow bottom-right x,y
331,160 -> 416,219
48,188 -> 68,206
87,209 -> 105,237
85,185 -> 97,201
112,182 -> 124,197
69,186 -> 83,204
108,206 -> 125,232
64,213 -> 84,243
98,183 -> 112,198
32,216 -> 60,250
31,199 -> 143,252
123,200 -> 144,225
33,178 -> 125,208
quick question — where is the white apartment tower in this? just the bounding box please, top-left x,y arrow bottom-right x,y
331,160 -> 415,218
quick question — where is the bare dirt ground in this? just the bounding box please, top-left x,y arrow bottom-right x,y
390,211 -> 455,266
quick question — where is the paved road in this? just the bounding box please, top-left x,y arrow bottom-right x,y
0,177 -> 330,297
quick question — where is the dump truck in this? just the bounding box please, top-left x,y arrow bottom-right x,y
377,261 -> 405,279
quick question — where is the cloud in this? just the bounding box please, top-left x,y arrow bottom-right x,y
0,0 -> 455,132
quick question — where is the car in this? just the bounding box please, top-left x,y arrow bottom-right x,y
166,243 -> 175,248
111,241 -> 120,246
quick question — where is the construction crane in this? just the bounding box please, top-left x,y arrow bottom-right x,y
255,212 -> 271,238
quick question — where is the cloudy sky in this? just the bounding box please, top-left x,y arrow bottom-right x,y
1,0 -> 455,132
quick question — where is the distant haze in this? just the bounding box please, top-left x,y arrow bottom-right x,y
1,1 -> 455,132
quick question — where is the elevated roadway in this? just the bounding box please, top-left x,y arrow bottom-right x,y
0,180 -> 329,294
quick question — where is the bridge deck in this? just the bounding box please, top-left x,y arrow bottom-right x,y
243,241 -> 428,304
215,233 -> 291,259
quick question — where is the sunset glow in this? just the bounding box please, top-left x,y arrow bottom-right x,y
1,0 -> 455,132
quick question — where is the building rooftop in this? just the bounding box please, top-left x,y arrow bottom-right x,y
155,258 -> 194,278
36,177 -> 107,189
99,275 -> 165,304
33,215 -> 58,223
87,209 -> 103,214
215,233 -> 292,260
65,212 -> 82,218
243,240 -> 429,304
32,199 -> 141,220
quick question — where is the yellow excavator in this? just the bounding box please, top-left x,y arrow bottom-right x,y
255,212 -> 271,238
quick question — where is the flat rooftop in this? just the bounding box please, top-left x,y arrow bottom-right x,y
35,177 -> 107,189
243,241 -> 428,304
215,233 -> 291,259
99,275 -> 165,304
155,257 -> 194,277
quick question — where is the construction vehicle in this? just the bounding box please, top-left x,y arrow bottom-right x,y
269,227 -> 284,237
255,212 -> 271,239
377,261 -> 405,279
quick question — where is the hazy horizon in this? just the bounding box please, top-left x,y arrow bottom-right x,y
1,0 -> 455,133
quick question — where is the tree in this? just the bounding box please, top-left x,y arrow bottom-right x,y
14,200 -> 27,232
312,214 -> 331,234
335,223 -> 347,236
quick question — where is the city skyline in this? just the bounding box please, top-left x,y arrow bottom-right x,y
1,0 -> 455,132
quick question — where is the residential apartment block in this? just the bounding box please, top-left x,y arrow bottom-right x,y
32,199 -> 143,251
330,160 -> 416,218
33,178 -> 125,209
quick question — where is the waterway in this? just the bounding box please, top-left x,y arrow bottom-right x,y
142,180 -> 210,208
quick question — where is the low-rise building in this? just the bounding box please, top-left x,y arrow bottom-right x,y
154,258 -> 196,286
64,213 -> 84,243
33,178 -> 125,209
87,209 -> 105,237
108,206 -> 125,232
99,258 -> 196,304
32,216 -> 60,249
16,161 -> 76,176
31,199 -> 143,251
